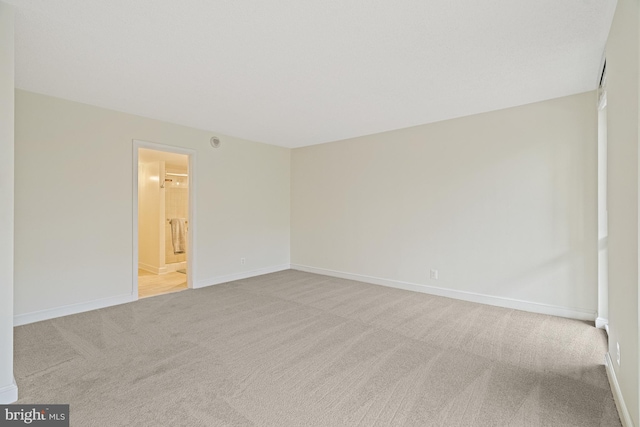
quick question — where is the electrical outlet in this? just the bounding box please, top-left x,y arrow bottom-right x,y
616,342 -> 620,366
430,269 -> 439,280
241,258 -> 246,265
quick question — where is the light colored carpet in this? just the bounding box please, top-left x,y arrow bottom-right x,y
15,270 -> 620,426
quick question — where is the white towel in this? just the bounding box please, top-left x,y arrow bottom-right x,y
170,218 -> 186,254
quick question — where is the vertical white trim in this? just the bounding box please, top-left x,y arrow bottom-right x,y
187,150 -> 197,289
132,140 -> 197,297
605,352 -> 634,427
132,143 -> 140,299
158,161 -> 166,270
0,1 -> 16,405
595,316 -> 608,332
597,69 -> 609,336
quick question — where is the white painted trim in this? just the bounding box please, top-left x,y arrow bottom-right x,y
598,91 -> 608,111
132,142 -> 140,299
605,352 -> 634,427
13,294 -> 135,327
187,148 -> 197,289
0,377 -> 18,404
138,262 -> 167,275
290,264 -> 597,321
596,316 -> 609,332
194,264 -> 291,289
165,261 -> 187,273
133,140 -> 197,298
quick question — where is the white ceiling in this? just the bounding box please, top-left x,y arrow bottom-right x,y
8,0 -> 617,148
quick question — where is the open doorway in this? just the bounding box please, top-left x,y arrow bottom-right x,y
133,140 -> 196,299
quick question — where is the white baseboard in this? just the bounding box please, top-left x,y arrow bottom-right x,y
596,317 -> 609,333
13,264 -> 290,325
0,377 -> 18,403
138,262 -> 167,275
194,264 -> 291,289
165,261 -> 187,273
14,293 -> 136,327
605,352 -> 634,427
290,264 -> 596,321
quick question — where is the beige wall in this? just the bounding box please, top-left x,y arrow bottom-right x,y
0,1 -> 16,403
137,159 -> 162,272
14,90 -> 291,317
605,0 -> 640,424
164,165 -> 188,265
292,92 -> 597,316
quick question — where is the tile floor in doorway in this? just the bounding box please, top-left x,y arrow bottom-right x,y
138,269 -> 188,298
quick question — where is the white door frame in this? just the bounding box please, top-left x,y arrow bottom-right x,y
132,139 -> 197,298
